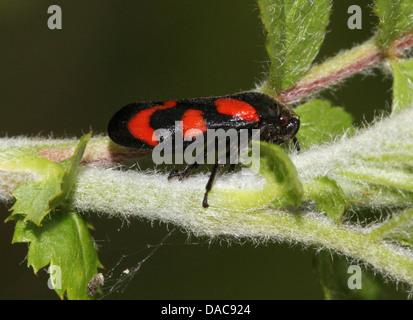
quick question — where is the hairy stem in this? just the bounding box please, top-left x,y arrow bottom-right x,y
258,32 -> 413,103
71,168 -> 413,285
1,108 -> 412,286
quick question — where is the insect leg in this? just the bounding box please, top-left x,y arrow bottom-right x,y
202,162 -> 219,208
293,136 -> 301,152
168,163 -> 200,181
227,163 -> 237,173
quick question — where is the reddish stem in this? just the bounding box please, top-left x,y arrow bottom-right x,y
277,32 -> 413,104
278,52 -> 383,103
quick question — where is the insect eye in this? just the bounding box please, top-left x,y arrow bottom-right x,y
280,114 -> 290,127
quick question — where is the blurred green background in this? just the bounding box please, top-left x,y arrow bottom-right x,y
0,0 -> 405,299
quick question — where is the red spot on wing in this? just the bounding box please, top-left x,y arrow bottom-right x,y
163,100 -> 177,107
215,98 -> 260,122
127,101 -> 177,146
181,109 -> 207,138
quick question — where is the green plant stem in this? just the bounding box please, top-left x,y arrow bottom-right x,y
369,208 -> 413,241
1,108 -> 412,286
0,136 -> 148,170
70,168 -> 413,285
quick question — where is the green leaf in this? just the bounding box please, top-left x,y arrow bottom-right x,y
390,59 -> 413,115
305,176 -> 347,221
258,142 -> 304,207
315,251 -> 382,300
375,0 -> 402,48
50,133 -> 91,208
294,99 -> 354,151
10,133 -> 91,225
212,142 -> 303,209
375,0 -> 413,48
9,156 -> 66,226
258,0 -> 331,92
11,209 -> 102,300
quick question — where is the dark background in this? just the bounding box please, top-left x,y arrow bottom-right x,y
0,0 -> 405,299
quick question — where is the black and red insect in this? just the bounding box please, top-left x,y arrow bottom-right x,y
108,91 -> 300,207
